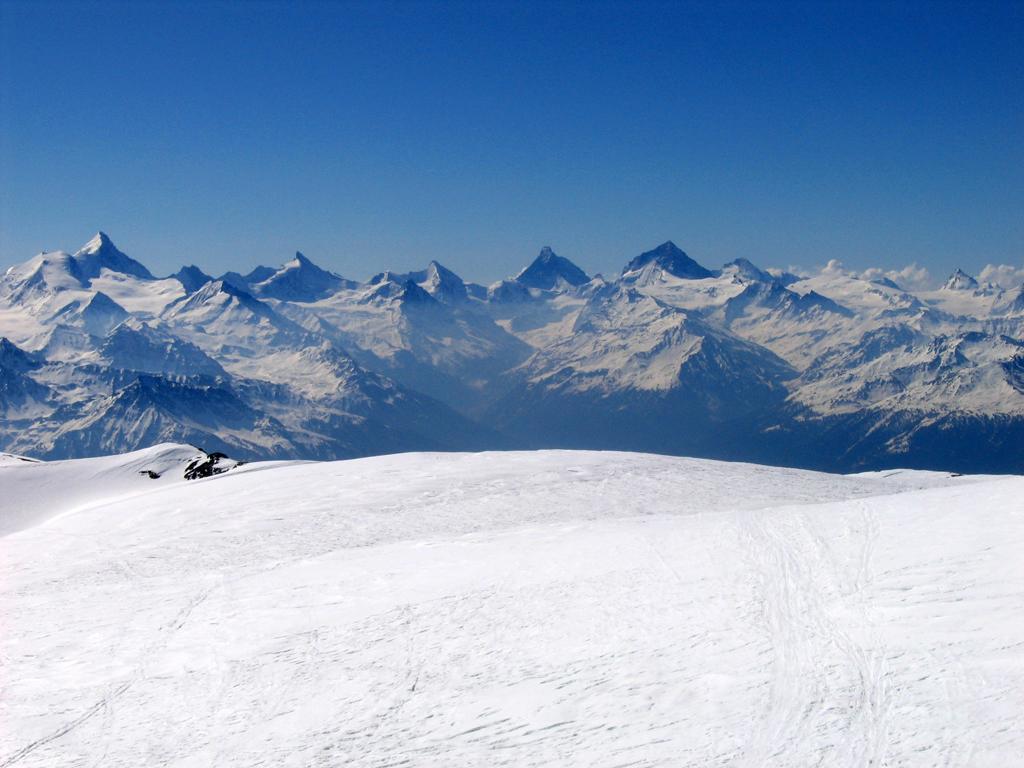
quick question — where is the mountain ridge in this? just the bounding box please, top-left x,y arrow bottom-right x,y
1,232 -> 1022,471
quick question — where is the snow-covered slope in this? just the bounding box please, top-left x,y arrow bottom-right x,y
1,448 -> 1020,766
0,443 -> 246,534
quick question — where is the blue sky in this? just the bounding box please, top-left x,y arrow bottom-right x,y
1,0 -> 1021,283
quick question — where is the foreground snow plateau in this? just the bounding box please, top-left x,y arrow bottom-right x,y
2,448 -> 1022,766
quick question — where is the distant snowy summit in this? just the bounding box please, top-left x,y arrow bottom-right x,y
621,240 -> 715,282
942,268 -> 980,291
516,246 -> 591,290
1,231 -> 1023,472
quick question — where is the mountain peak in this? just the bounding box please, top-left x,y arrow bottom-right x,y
622,241 -> 714,281
166,279 -> 279,325
186,278 -> 248,304
0,337 -> 38,372
943,268 -> 979,291
172,265 -> 213,294
421,261 -> 468,302
722,258 -> 772,283
250,252 -> 346,302
72,232 -> 154,281
648,241 -> 685,259
79,232 -> 114,254
516,247 -> 590,290
79,291 -> 129,336
424,260 -> 462,283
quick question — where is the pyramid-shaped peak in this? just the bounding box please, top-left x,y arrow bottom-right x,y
172,265 -> 213,294
249,251 -> 347,302
191,279 -> 228,299
943,268 -> 979,291
83,290 -> 126,311
425,260 -> 463,281
192,279 -> 252,302
644,241 -> 689,260
75,231 -> 121,257
79,231 -> 115,253
72,232 -> 153,281
270,252 -> 319,274
420,261 -> 468,302
622,241 -> 713,281
78,291 -> 129,336
516,247 -> 590,290
276,251 -> 335,276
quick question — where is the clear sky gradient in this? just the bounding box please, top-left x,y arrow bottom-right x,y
1,0 -> 1021,283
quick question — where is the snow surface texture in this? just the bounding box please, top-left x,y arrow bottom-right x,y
0,444 -> 246,535
2,447 -> 1022,766
2,233 -> 1024,471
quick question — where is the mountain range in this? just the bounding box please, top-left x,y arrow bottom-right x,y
2,232 -> 1022,471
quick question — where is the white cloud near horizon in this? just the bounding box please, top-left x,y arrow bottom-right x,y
772,258 -> 938,290
769,259 -> 1023,292
978,264 -> 1024,290
860,263 -> 935,291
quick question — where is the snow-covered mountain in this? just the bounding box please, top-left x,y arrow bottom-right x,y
3,446 -> 1022,765
272,268 -> 531,411
943,267 -> 980,291
0,338 -> 50,420
0,236 -> 495,460
1,232 -> 1022,471
620,240 -> 716,283
73,231 -> 154,281
487,283 -> 794,457
172,264 -> 213,294
515,245 -> 591,290
244,251 -> 356,301
383,260 -> 485,303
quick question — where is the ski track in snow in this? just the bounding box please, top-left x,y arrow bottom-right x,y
1,450 -> 1023,766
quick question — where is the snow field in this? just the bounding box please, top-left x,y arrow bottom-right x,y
1,449 -> 1021,766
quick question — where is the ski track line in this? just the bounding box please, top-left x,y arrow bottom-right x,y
0,585 -> 214,767
736,502 -> 890,768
